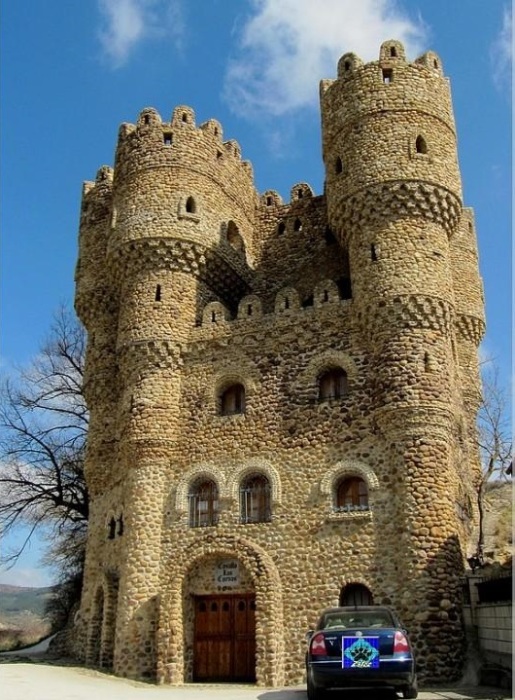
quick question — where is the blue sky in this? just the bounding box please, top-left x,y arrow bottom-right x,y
0,1 -> 512,586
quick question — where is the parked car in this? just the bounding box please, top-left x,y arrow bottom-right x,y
305,605 -> 417,699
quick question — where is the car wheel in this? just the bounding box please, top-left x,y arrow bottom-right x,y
402,680 -> 418,699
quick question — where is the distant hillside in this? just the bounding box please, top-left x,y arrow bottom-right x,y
0,584 -> 55,620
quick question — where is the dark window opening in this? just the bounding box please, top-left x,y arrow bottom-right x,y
323,289 -> 329,302
325,227 -> 337,245
214,127 -> 219,136
318,368 -> 348,401
416,135 -> 428,154
371,244 -> 378,261
433,59 -> 438,69
220,383 -> 245,415
217,150 -> 223,160
344,61 -> 351,71
302,294 -> 314,308
247,304 -> 252,316
335,477 -> 368,512
144,114 -> 150,125
337,277 -> 352,300
340,583 -> 374,606
240,473 -> 271,524
424,352 -> 431,372
335,157 -> 343,174
278,221 -> 286,235
382,69 -> 393,84
182,113 -> 188,123
211,310 -> 216,322
294,218 -> 302,232
155,285 -> 162,302
284,297 -> 290,310
117,515 -> 124,536
108,518 -> 116,540
163,133 -> 172,145
186,196 -> 197,214
297,189 -> 303,199
390,47 -> 397,57
188,479 -> 219,527
266,196 -> 273,206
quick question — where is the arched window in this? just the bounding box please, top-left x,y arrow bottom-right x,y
240,473 -> 271,524
186,196 -> 197,213
277,221 -> 286,235
339,583 -> 374,606
335,156 -> 343,174
188,478 -> 219,527
416,135 -> 428,154
335,476 -> 368,511
294,218 -> 302,232
318,368 -> 348,400
220,383 -> 245,415
227,221 -> 244,252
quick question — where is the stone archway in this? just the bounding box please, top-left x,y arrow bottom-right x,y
157,536 -> 285,687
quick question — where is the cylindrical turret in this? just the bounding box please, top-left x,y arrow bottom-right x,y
320,41 -> 472,681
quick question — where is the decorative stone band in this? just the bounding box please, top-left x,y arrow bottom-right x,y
374,403 -> 454,441
359,294 -> 453,335
108,237 -> 252,301
332,181 -> 462,237
117,338 -> 184,376
455,314 -> 486,346
75,285 -> 118,327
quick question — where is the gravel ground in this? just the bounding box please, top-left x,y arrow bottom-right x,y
0,662 -> 511,700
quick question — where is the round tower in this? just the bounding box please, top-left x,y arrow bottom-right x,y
81,105 -> 258,678
321,41 -> 473,681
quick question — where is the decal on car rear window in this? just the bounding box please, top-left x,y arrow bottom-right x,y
342,636 -> 380,668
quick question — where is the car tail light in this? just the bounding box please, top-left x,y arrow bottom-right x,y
393,631 -> 410,654
310,632 -> 328,656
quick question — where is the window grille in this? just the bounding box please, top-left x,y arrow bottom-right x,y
239,474 -> 271,524
188,479 -> 219,527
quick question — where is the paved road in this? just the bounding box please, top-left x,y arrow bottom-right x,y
0,663 -> 511,700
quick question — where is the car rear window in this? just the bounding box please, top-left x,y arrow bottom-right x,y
322,610 -> 395,629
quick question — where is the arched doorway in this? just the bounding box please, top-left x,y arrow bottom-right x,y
339,583 -> 373,606
87,587 -> 104,666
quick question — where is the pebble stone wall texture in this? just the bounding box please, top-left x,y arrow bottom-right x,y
73,41 -> 485,686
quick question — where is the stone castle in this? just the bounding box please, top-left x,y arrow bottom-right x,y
74,40 -> 485,686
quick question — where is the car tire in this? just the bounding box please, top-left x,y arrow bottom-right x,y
402,679 -> 418,699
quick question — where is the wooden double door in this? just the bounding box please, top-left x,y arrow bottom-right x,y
193,593 -> 256,682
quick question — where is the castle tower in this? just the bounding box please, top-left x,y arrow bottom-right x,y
321,40 -> 484,679
75,106 -> 257,676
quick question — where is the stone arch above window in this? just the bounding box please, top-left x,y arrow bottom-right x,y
227,459 -> 282,506
202,301 -> 230,325
301,350 -> 358,394
238,295 -> 263,320
320,461 -> 379,498
274,287 -> 300,314
175,466 -> 225,515
314,279 -> 340,308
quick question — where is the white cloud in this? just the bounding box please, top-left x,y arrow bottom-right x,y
490,5 -> 512,93
224,0 -> 427,118
97,0 -> 184,68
